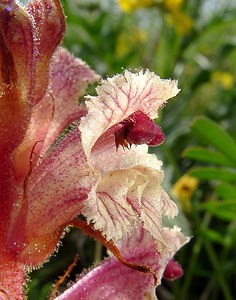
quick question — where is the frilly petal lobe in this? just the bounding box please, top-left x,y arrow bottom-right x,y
80,70 -> 180,158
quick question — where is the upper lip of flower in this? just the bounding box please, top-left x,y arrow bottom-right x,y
79,69 -> 180,159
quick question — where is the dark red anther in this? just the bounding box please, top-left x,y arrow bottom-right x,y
163,259 -> 184,281
114,111 -> 165,149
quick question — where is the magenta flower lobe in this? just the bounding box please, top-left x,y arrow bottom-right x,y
163,259 -> 184,281
115,110 -> 165,148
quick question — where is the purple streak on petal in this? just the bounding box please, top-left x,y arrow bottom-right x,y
41,48 -> 99,154
8,127 -> 97,266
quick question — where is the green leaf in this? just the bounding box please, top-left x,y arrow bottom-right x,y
200,228 -> 225,245
192,117 -> 236,166
27,280 -> 52,300
185,18 -> 236,61
202,200 -> 236,221
183,147 -> 234,167
189,167 -> 236,182
215,182 -> 236,200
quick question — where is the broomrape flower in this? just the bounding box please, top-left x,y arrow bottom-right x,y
0,0 -> 189,299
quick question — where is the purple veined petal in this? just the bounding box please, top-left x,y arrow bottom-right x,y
41,48 -> 100,154
80,70 -> 180,158
80,120 -> 178,248
160,189 -> 179,219
13,48 -> 99,180
78,71 -> 180,250
7,127 -> 99,266
81,162 -> 178,248
91,137 -> 162,176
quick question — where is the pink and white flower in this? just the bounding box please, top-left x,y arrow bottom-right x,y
0,0 -> 188,299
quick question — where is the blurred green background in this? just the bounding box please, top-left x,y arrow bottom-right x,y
28,0 -> 236,299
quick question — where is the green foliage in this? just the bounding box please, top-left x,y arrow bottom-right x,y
202,200 -> 236,222
189,167 -> 236,181
191,117 -> 236,165
184,146 -> 234,167
180,117 -> 236,300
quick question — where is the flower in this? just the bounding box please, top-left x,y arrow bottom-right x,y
117,0 -> 193,35
79,69 -> 180,247
165,10 -> 193,35
172,174 -> 199,212
163,0 -> 183,11
56,225 -> 189,300
0,1 -> 99,298
118,0 -> 154,12
211,71 -> 234,90
162,0 -> 193,35
1,0 -> 188,299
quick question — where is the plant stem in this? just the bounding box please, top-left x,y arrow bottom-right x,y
179,213 -> 211,299
203,240 -> 233,300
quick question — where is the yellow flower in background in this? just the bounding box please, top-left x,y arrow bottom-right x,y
211,71 -> 234,90
118,0 -> 193,35
172,174 -> 199,213
166,10 -> 193,35
163,0 -> 183,12
163,0 -> 193,35
118,0 -> 154,12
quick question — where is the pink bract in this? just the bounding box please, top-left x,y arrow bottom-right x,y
56,225 -> 189,300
